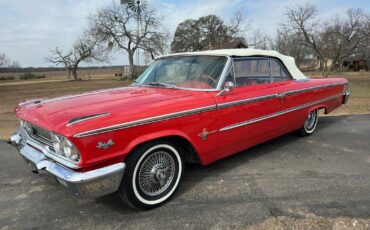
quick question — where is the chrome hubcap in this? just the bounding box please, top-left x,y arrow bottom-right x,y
305,111 -> 317,130
138,151 -> 175,196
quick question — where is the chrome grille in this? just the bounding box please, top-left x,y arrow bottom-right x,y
24,123 -> 55,152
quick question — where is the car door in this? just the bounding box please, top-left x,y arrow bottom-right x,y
267,57 -> 307,131
212,57 -> 291,160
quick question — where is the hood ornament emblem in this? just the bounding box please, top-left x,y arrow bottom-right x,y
96,139 -> 115,149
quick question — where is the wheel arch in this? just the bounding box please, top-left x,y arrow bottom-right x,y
122,130 -> 202,164
307,104 -> 327,114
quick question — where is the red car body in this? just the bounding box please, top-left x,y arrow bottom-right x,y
16,78 -> 347,169
10,49 -> 350,208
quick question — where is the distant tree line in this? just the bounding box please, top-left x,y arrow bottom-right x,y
278,4 -> 369,76
41,1 -> 369,80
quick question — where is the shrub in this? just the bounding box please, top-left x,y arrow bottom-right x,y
0,76 -> 15,80
19,72 -> 46,80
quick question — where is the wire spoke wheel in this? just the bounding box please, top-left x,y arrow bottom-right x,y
119,141 -> 183,209
304,110 -> 318,131
299,109 -> 319,136
138,150 -> 176,196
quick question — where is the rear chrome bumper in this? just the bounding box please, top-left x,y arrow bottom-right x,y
343,92 -> 350,104
9,132 -> 125,198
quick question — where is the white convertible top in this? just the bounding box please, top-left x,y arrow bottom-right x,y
158,48 -> 307,80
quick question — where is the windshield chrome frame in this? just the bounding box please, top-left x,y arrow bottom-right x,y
135,55 -> 231,92
215,56 -> 232,90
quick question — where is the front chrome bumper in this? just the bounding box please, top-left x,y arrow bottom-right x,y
9,132 -> 125,198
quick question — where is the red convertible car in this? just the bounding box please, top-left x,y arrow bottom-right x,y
9,49 -> 349,209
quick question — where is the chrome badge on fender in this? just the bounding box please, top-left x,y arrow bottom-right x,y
96,139 -> 115,149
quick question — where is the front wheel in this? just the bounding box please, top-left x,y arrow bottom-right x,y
118,140 -> 184,210
299,109 -> 319,136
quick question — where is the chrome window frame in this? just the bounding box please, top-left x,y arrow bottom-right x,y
218,56 -> 295,89
215,56 -> 232,90
269,57 -> 293,82
231,56 -> 271,87
137,55 -> 232,92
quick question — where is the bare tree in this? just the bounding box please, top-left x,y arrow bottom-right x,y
0,53 -> 10,67
283,3 -> 330,76
0,53 -> 21,68
229,8 -> 250,38
45,48 -> 73,79
272,28 -> 316,69
46,37 -> 107,80
321,8 -> 368,70
9,61 -> 20,68
247,29 -> 271,50
141,31 -> 170,60
88,3 -> 163,79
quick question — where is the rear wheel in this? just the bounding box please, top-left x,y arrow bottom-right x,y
118,140 -> 184,210
299,109 -> 319,136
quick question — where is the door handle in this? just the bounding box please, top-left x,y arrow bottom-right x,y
277,93 -> 286,102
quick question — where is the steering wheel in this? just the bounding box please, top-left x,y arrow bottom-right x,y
201,75 -> 217,86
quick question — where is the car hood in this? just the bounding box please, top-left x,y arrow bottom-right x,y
16,86 -> 213,136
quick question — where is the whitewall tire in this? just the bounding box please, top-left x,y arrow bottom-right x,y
119,140 -> 184,209
299,109 -> 319,136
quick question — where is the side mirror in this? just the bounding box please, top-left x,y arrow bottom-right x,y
217,81 -> 235,96
224,81 -> 235,92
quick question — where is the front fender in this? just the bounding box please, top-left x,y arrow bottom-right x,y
122,129 -> 199,158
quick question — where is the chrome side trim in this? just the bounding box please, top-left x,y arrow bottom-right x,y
220,93 -> 342,132
218,94 -> 276,109
74,105 -> 217,138
74,82 -> 346,138
67,113 -> 110,127
284,82 -> 347,96
217,82 -> 347,108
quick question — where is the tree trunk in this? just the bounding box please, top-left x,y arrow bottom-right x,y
65,67 -> 71,80
71,66 -> 79,80
127,52 -> 136,80
318,56 -> 328,78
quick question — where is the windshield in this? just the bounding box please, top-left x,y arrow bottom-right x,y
136,55 -> 227,90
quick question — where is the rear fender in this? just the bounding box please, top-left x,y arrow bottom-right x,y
307,104 -> 327,115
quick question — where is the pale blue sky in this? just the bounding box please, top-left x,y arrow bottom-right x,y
0,0 -> 369,67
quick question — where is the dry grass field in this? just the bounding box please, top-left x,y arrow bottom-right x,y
0,78 -> 130,139
0,69 -> 369,139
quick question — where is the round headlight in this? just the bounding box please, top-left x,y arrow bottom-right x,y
62,139 -> 80,161
51,133 -> 80,163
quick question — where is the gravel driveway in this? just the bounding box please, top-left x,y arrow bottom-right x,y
1,115 -> 369,229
